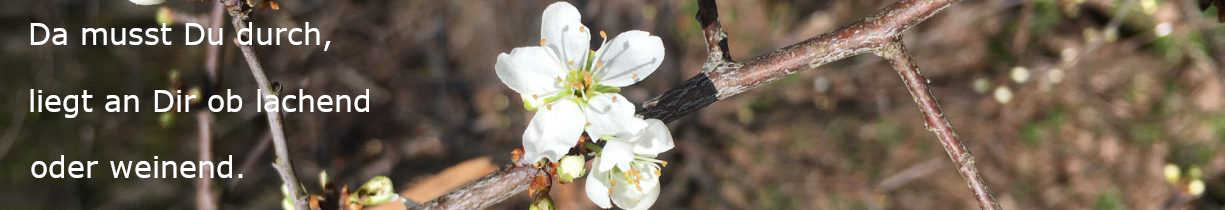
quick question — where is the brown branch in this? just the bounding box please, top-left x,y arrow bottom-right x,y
876,39 -> 1000,210
419,0 -> 1005,209
214,0 -> 307,209
195,3 -> 225,210
409,166 -> 543,210
195,112 -> 218,210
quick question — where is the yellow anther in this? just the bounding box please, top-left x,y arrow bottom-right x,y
583,73 -> 593,86
600,31 -> 607,40
539,38 -> 547,46
579,26 -> 587,33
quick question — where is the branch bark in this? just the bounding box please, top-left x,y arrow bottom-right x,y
195,3 -> 226,210
876,39 -> 1001,210
409,166 -> 543,210
413,0 -> 1003,209
214,1 -> 308,209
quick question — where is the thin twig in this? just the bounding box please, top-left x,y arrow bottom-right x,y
195,112 -> 218,210
876,39 -> 1000,210
0,100 -> 27,160
410,166 -> 543,210
214,0 -> 307,209
876,157 -> 946,192
195,3 -> 225,210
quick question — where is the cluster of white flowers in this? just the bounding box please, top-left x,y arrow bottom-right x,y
494,2 -> 674,210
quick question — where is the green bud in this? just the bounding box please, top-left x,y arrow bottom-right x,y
530,195 -> 555,210
351,176 -> 398,206
281,197 -> 294,210
280,184 -> 294,210
156,7 -> 173,25
557,155 -> 586,183
158,112 -> 174,128
522,95 -> 538,112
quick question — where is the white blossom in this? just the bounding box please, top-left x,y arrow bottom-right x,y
586,119 -> 674,210
495,1 -> 665,163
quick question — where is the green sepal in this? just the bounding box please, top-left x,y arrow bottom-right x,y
591,84 -> 620,94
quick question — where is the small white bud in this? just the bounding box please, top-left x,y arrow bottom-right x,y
972,78 -> 991,94
1164,164 -> 1181,184
1047,69 -> 1064,84
557,155 -> 586,183
1061,48 -> 1078,63
1189,179 -> 1206,196
1155,22 -> 1173,37
1141,0 -> 1158,15
1010,67 -> 1030,83
993,86 -> 1013,104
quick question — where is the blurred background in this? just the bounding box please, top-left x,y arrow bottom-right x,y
2,0 -> 1225,209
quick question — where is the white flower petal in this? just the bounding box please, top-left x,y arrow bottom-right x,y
616,182 -> 660,210
610,163 -> 661,210
594,30 -> 664,87
584,93 -> 646,140
585,158 -> 613,209
631,119 -> 674,157
522,100 -> 585,163
495,47 -> 565,98
598,140 -> 634,173
541,1 -> 591,70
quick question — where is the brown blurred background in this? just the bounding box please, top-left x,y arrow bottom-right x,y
2,0 -> 1225,209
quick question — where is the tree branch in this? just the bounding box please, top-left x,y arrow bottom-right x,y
419,0 -> 1005,209
409,166 -> 543,210
195,3 -> 226,210
875,39 -> 1001,210
214,0 -> 308,209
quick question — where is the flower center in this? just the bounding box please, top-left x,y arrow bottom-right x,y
616,158 -> 665,192
565,69 -> 595,99
547,50 -> 618,106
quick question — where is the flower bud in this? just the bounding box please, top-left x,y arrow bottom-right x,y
351,176 -> 398,206
1164,164 -> 1181,184
156,7 -> 173,25
530,195 -> 555,210
557,155 -> 586,184
1190,179 -> 1206,196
